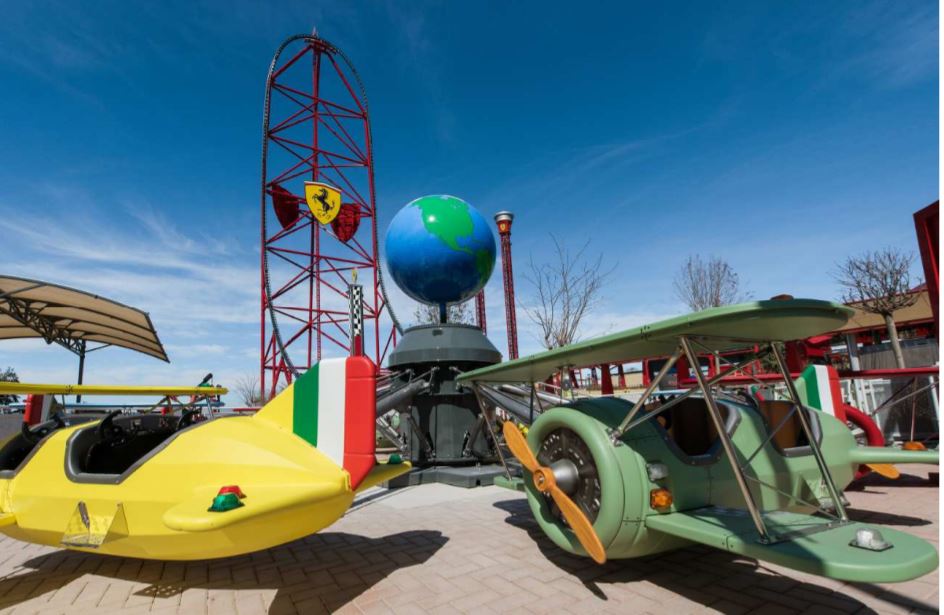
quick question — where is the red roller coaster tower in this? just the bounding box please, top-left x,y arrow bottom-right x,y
260,34 -> 399,397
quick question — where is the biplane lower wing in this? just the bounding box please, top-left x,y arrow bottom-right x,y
645,507 -> 938,583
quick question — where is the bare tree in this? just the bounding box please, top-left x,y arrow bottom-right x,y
524,236 -> 613,350
232,373 -> 265,407
0,367 -> 19,405
835,248 -> 920,369
674,255 -> 749,312
413,300 -> 475,325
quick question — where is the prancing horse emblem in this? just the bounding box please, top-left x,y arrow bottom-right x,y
304,182 -> 342,225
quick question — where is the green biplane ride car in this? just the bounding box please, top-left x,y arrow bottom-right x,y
457,299 -> 938,583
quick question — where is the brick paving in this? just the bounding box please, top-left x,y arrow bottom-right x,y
0,465 -> 935,614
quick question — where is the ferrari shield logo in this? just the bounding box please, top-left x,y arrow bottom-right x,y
304,182 -> 342,225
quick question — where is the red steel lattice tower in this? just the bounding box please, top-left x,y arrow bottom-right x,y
475,290 -> 487,334
260,34 -> 398,398
495,211 -> 519,359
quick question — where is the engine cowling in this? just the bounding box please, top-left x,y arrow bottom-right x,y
523,401 -> 694,560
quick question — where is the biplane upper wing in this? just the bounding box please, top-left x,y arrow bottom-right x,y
456,299 -> 853,383
645,506 -> 938,583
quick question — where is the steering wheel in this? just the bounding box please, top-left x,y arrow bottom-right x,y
97,409 -> 127,442
21,413 -> 66,444
176,409 -> 201,431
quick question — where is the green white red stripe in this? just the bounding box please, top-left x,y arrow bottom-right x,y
797,364 -> 846,421
291,357 -> 376,489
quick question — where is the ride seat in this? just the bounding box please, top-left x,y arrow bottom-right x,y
84,430 -> 173,475
66,414 -> 180,479
668,398 -> 726,457
757,400 -> 808,449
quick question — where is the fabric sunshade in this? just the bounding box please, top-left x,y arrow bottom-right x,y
0,275 -> 168,361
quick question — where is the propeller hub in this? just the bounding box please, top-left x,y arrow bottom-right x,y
532,467 -> 557,493
537,427 -> 602,523
549,459 -> 580,495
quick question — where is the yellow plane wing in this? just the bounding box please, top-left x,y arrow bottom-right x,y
0,382 -> 227,396
163,482 -> 347,532
354,460 -> 413,494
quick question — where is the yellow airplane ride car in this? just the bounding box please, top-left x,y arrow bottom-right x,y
0,356 -> 411,560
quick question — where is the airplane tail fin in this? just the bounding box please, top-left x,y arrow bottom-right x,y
793,364 -> 846,420
792,364 -> 938,469
254,356 -> 377,489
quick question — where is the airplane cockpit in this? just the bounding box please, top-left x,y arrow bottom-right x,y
0,409 -> 209,481
0,414 -> 98,475
66,411 -> 204,480
641,392 -> 821,462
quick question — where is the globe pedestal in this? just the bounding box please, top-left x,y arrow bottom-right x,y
385,323 -> 506,488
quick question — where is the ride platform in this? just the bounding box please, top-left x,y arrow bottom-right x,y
0,466 -> 933,613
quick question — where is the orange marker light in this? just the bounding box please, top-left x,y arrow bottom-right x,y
650,488 -> 673,510
903,441 -> 927,451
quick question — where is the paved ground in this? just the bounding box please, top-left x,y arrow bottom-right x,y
0,466 -> 936,614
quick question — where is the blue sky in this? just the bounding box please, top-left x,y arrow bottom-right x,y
0,2 -> 938,402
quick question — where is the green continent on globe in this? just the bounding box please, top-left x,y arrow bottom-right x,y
385,194 -> 496,306
412,197 -> 475,254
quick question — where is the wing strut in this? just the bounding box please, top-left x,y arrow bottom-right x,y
667,336 -> 852,545
769,342 -> 849,522
679,336 -> 773,543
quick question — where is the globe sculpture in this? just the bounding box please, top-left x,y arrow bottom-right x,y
385,195 -> 496,315
383,195 -> 503,484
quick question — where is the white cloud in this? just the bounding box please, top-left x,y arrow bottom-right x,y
0,195 -> 261,405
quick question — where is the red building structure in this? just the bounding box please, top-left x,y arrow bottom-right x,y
913,201 -> 938,334
475,290 -> 487,334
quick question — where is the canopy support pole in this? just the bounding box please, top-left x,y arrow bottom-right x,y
76,340 -> 86,403
680,335 -> 771,543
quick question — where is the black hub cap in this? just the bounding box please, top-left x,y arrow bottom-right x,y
537,427 -> 601,524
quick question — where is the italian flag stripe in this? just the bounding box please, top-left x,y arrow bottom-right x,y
293,361 -> 320,446
798,364 -> 846,421
800,367 -> 822,411
316,359 -> 348,467
289,357 -> 376,489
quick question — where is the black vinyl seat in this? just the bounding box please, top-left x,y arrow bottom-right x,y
666,398 -> 730,457
68,413 -> 182,477
0,414 -> 99,474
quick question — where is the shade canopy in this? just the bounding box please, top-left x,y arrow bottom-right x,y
0,275 -> 168,362
457,299 -> 853,384
838,288 -> 933,334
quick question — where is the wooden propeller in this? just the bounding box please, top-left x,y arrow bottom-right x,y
502,421 -> 607,564
866,463 -> 900,479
